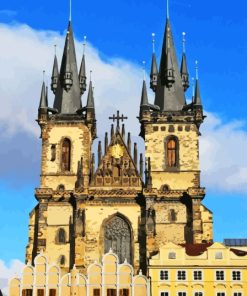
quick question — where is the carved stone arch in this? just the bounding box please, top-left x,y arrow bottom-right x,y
165,135 -> 179,169
100,213 -> 133,264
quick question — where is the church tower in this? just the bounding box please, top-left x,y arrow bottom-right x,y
139,5 -> 213,255
26,1 -> 213,277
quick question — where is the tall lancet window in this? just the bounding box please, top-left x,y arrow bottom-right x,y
166,136 -> 179,168
61,138 -> 71,171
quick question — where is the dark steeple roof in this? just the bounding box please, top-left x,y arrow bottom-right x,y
53,21 -> 82,114
79,54 -> 87,94
51,54 -> 59,94
194,78 -> 202,106
180,53 -> 189,91
140,80 -> 149,108
154,17 -> 186,111
39,82 -> 47,109
86,81 -> 95,109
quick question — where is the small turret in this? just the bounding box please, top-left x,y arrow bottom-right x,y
51,46 -> 59,94
79,36 -> 87,95
150,33 -> 158,92
62,33 -> 73,91
194,61 -> 202,107
180,32 -> 189,92
86,80 -> 95,111
38,76 -> 48,119
139,80 -> 149,116
164,30 -> 175,88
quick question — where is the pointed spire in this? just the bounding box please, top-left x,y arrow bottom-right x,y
166,0 -> 170,19
150,33 -> 158,92
98,141 -> 102,167
111,124 -> 114,139
140,80 -> 149,115
139,153 -> 144,180
79,36 -> 87,95
122,124 -> 125,141
127,133 -> 131,154
86,80 -> 95,109
194,61 -> 202,106
53,21 -> 82,114
105,132 -> 108,154
134,143 -> 138,167
180,32 -> 190,92
39,81 -> 47,109
51,45 -> 59,94
45,86 -> 49,107
154,11 -> 186,111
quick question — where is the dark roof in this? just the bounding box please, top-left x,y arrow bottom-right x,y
53,21 -> 82,114
230,248 -> 247,256
180,243 -> 213,256
39,82 -> 47,109
154,19 -> 186,111
224,239 -> 247,247
86,81 -> 95,109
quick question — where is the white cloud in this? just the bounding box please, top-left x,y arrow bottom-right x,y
0,22 -> 247,194
0,259 -> 24,296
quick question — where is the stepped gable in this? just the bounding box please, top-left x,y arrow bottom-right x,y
91,128 -> 142,189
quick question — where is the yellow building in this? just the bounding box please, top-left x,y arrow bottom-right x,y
148,242 -> 247,296
9,250 -> 149,296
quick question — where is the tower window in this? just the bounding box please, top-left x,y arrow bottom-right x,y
51,144 -> 56,161
169,209 -> 177,222
58,255 -> 66,266
166,137 -> 179,168
232,271 -> 241,280
57,228 -> 66,244
61,138 -> 71,171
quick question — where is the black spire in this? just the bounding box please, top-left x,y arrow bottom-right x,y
180,32 -> 189,92
51,49 -> 59,94
79,37 -> 87,95
53,22 -> 82,114
154,10 -> 186,111
39,82 -> 47,109
150,33 -> 158,92
140,80 -> 149,114
86,80 -> 95,110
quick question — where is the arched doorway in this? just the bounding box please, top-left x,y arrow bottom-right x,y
103,215 -> 132,264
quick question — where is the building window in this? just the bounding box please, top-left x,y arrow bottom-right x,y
93,289 -> 100,296
37,290 -> 45,296
194,293 -> 203,296
232,271 -> 241,281
178,293 -> 186,296
233,293 -> 242,296
51,144 -> 56,161
168,252 -> 176,259
216,293 -> 225,296
216,270 -> 224,280
120,289 -> 129,296
49,290 -> 56,296
58,255 -> 65,266
107,289 -> 116,296
169,209 -> 177,222
193,270 -> 202,280
161,293 -> 169,296
61,138 -> 71,171
166,137 -> 179,168
215,252 -> 223,259
160,270 -> 169,280
57,228 -> 66,244
177,270 -> 186,280
22,290 -> 33,296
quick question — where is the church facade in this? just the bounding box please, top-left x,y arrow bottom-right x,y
25,4 -> 213,277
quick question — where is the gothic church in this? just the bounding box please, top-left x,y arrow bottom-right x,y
26,5 -> 213,275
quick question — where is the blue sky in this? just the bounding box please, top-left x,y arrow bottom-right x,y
1,0 -> 247,276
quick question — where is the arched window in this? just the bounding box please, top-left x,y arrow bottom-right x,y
166,137 -> 179,168
57,228 -> 66,244
61,138 -> 71,171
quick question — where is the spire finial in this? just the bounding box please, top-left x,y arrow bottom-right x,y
152,33 -> 156,53
83,35 -> 87,54
182,32 -> 186,53
167,0 -> 170,19
54,44 -> 57,55
142,61 -> 146,81
69,0 -> 72,21
43,70 -> 45,83
195,60 -> 199,80
90,70 -> 92,82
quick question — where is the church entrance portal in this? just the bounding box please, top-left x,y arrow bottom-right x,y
104,215 -> 132,264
